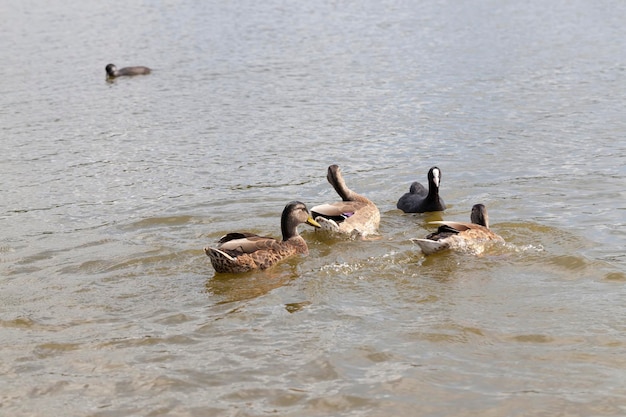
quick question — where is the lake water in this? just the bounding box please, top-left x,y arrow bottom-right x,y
1,0 -> 625,416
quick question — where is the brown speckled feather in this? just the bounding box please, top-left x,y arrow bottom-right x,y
205,236 -> 308,273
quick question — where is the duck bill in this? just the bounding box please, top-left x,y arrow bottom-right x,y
306,216 -> 321,228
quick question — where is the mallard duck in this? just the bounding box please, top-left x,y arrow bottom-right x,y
204,201 -> 320,273
397,166 -> 446,213
411,204 -> 504,255
310,164 -> 380,238
105,63 -> 151,78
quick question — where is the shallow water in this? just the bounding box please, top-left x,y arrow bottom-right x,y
1,0 -> 625,416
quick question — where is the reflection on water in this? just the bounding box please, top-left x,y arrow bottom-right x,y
205,267 -> 299,304
1,0 -> 625,415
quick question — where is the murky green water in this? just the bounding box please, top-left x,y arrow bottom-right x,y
1,1 -> 625,415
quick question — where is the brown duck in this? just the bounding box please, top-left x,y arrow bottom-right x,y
205,201 -> 320,273
310,165 -> 380,238
412,204 -> 504,255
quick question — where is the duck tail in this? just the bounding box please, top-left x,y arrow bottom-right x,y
205,247 -> 236,261
410,238 -> 450,255
205,247 -> 245,273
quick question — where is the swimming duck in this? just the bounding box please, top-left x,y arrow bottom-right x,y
310,165 -> 380,238
411,204 -> 504,255
204,201 -> 320,273
105,63 -> 151,78
397,166 -> 446,213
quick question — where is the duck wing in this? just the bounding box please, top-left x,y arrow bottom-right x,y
311,201 -> 368,222
425,221 -> 504,247
428,221 -> 473,232
216,233 -> 279,254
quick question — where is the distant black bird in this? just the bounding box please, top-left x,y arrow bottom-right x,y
105,63 -> 151,78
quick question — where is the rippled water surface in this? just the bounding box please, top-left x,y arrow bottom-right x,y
2,1 -> 625,416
